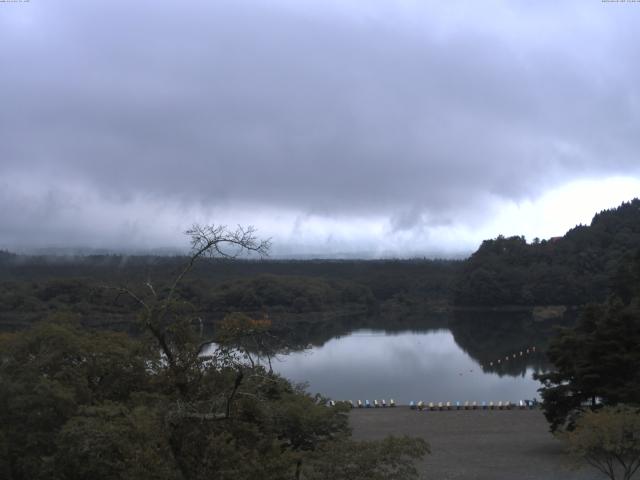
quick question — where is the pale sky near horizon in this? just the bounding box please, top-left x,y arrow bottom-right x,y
1,1 -> 639,257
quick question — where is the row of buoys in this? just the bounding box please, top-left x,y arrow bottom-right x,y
328,399 -> 538,409
356,399 -> 395,408
482,346 -> 537,369
409,400 -> 538,410
327,399 -> 396,408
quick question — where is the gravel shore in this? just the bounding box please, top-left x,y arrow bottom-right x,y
350,408 -> 605,480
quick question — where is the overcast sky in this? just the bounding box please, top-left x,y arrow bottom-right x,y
1,0 -> 639,257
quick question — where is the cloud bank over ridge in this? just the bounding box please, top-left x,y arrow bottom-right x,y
1,0 -> 639,255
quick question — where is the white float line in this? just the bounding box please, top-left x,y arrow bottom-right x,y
335,399 -> 539,410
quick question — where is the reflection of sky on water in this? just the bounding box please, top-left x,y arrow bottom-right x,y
270,329 -> 541,404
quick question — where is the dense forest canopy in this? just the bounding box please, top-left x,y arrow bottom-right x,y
2,199 -> 639,337
1,200 -> 639,478
454,198 -> 640,306
0,226 -> 430,480
2,199 -> 640,339
535,248 -> 640,432
0,256 -> 459,333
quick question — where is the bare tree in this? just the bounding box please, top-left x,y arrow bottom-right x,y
112,224 -> 270,401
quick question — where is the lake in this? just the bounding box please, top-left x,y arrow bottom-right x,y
270,327 -> 545,405
3,314 -> 549,405
203,309 -> 565,405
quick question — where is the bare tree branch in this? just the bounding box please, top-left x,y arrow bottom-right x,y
106,224 -> 270,411
104,285 -> 151,314
145,279 -> 157,298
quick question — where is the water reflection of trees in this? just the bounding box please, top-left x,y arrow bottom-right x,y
205,311 -> 449,354
448,309 -> 576,377
213,308 -> 577,380
280,312 -> 451,349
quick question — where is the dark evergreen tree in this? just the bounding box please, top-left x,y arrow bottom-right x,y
536,250 -> 640,431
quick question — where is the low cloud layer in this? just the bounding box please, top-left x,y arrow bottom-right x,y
1,1 -> 639,256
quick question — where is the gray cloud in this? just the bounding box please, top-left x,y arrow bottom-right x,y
1,0 -> 639,254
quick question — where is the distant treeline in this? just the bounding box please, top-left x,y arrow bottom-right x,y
454,198 -> 640,306
1,198 -> 639,326
0,253 -> 460,330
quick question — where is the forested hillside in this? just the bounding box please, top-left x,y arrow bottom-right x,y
2,199 -> 639,324
535,243 -> 640,432
454,198 -> 640,306
0,233 -> 431,480
0,256 -> 459,332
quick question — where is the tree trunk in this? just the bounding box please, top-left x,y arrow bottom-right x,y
295,459 -> 302,480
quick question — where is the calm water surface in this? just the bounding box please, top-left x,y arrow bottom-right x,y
270,328 -> 543,404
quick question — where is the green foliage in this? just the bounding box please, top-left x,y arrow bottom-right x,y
0,225 -> 430,479
455,198 -> 640,306
536,250 -> 640,432
0,254 -> 459,334
0,316 -> 430,480
0,315 -> 155,479
208,274 -> 375,313
55,403 -> 179,480
560,406 -> 640,480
